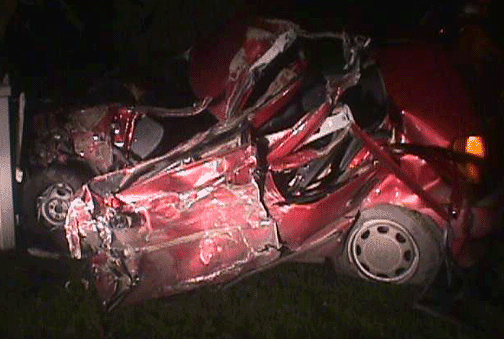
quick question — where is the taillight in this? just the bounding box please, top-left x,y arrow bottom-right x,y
453,136 -> 486,183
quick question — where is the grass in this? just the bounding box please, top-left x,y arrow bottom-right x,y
3,242 -> 503,339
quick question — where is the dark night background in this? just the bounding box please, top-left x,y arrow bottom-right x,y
1,1 -> 504,338
2,0 -> 502,104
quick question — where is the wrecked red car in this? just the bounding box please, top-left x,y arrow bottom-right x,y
62,18 -> 499,309
20,58 -> 216,253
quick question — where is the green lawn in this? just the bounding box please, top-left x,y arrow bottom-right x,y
2,242 -> 503,339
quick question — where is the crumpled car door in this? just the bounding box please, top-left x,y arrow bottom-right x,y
65,121 -> 282,309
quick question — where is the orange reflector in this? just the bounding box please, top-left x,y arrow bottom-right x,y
453,135 -> 486,183
465,136 -> 485,158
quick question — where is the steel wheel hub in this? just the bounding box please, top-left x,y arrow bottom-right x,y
37,183 -> 74,229
349,219 -> 419,283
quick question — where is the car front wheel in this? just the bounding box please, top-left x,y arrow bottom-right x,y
334,205 -> 444,287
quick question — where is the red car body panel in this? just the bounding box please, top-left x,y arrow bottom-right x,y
63,19 -> 499,309
67,144 -> 281,306
263,169 -> 378,248
374,41 -> 496,265
250,61 -> 308,129
375,42 -> 483,148
189,18 -> 297,121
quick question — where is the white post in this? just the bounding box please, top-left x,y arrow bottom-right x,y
0,75 -> 16,250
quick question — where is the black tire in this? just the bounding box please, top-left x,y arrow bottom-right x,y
20,166 -> 91,254
333,204 -> 443,287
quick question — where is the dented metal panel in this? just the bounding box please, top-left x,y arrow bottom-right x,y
59,18 -> 499,309
66,142 -> 281,308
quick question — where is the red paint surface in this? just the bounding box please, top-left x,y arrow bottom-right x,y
63,23 -> 499,308
267,102 -> 331,163
112,106 -> 140,153
264,169 -> 380,247
251,76 -> 305,129
66,145 -> 280,304
375,42 -> 483,147
189,21 -> 249,100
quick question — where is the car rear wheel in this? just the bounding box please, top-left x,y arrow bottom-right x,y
334,205 -> 443,287
20,166 -> 91,255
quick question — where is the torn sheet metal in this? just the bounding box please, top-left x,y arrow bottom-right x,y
61,18 -> 376,307
189,17 -> 363,122
304,104 -> 353,144
61,17 -> 499,310
65,143 -> 281,308
135,97 -> 212,117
